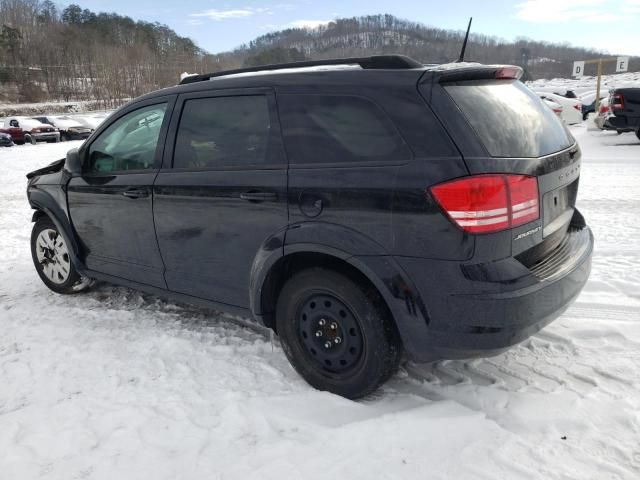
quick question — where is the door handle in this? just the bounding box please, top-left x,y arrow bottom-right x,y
240,191 -> 277,202
122,189 -> 148,199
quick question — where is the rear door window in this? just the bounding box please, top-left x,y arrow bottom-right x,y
173,95 -> 270,169
444,80 -> 573,158
278,94 -> 411,165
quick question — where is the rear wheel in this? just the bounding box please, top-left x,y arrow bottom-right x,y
276,268 -> 402,399
30,217 -> 85,294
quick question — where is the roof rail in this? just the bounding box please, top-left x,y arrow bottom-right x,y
179,55 -> 423,85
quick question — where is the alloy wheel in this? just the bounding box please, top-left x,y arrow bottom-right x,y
35,228 -> 71,284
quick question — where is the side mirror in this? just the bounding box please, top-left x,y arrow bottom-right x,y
65,148 -> 83,176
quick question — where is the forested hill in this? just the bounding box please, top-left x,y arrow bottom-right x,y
232,14 -> 637,79
1,3 -> 637,105
0,0 -> 220,104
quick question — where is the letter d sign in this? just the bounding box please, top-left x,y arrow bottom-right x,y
572,61 -> 584,78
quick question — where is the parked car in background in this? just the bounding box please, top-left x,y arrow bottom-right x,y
535,92 -> 583,124
579,91 -> 608,120
73,114 -> 108,131
33,116 -> 92,141
0,120 -> 26,145
4,117 -> 60,144
607,88 -> 640,140
0,131 -> 14,147
542,98 -> 563,118
594,98 -> 613,131
26,56 -> 593,399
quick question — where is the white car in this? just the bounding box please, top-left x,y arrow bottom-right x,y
74,114 -> 109,131
535,92 -> 583,125
594,97 -> 612,130
33,115 -> 92,141
542,98 -> 563,118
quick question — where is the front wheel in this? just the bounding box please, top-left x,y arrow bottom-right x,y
276,268 -> 402,399
30,216 -> 85,294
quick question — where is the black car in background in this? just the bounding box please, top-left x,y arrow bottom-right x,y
26,56 -> 593,398
0,131 -> 14,147
608,88 -> 640,140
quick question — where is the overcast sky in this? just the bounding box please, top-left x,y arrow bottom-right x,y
74,0 -> 640,56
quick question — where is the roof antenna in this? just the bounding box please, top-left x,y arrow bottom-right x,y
457,17 -> 473,63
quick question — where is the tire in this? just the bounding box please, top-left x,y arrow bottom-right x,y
30,216 -> 83,294
636,130 -> 640,141
276,268 -> 402,399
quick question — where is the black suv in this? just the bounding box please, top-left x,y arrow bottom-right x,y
26,56 -> 593,398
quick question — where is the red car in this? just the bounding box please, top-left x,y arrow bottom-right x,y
0,121 -> 26,145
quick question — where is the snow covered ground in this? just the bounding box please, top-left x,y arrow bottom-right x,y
0,127 -> 639,479
527,70 -> 640,96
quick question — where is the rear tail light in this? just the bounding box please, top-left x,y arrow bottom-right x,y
611,93 -> 624,110
494,67 -> 523,80
573,103 -> 582,111
429,174 -> 539,234
599,104 -> 609,114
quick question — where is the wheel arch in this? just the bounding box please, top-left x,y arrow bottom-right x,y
255,247 -> 392,330
251,242 -> 432,361
29,193 -> 83,271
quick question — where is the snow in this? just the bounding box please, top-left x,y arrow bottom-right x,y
1,128 -> 640,479
527,71 -> 640,96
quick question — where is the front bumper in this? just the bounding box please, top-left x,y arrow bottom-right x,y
393,223 -> 593,362
65,130 -> 91,140
32,132 -> 61,142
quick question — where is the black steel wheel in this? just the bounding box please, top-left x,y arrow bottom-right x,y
276,268 -> 402,399
297,293 -> 364,375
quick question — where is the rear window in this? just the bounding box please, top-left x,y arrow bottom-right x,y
278,94 -> 411,165
444,80 -> 573,158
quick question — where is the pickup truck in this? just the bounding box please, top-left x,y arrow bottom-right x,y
607,88 -> 640,140
0,123 -> 26,145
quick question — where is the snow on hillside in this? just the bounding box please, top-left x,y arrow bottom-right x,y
0,125 -> 639,479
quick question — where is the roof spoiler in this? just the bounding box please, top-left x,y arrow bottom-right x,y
429,65 -> 523,83
179,55 -> 424,85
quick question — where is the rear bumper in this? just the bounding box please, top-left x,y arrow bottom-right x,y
607,115 -> 639,132
393,224 -> 593,362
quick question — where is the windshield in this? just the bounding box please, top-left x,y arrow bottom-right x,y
444,80 -> 573,158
